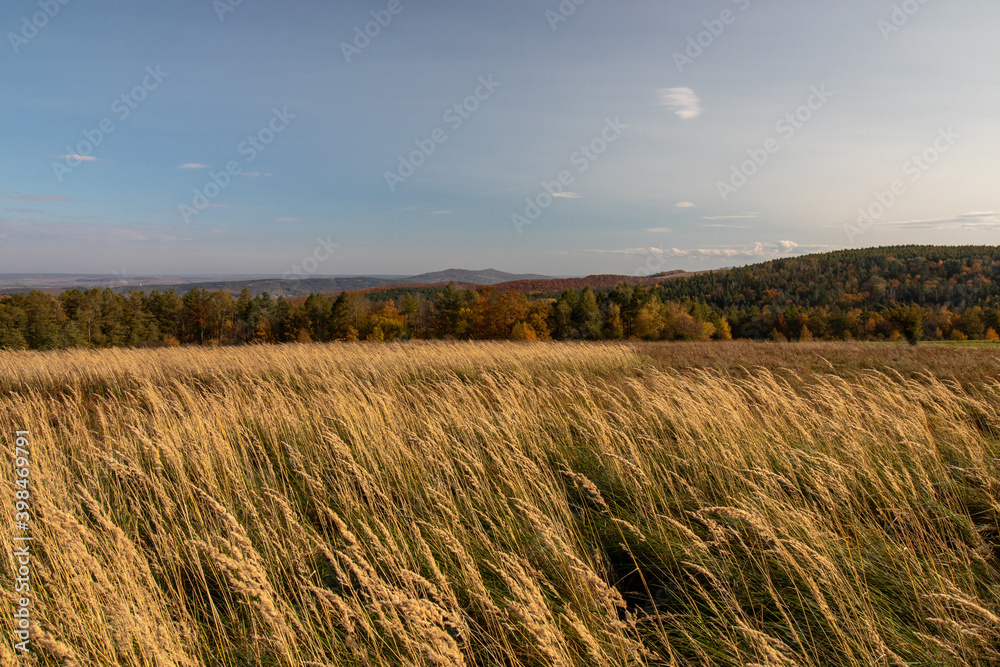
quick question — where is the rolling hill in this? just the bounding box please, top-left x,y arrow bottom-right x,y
405,269 -> 554,284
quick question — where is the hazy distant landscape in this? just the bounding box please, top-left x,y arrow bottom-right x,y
0,269 -> 556,296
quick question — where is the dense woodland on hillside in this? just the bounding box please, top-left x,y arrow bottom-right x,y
2,245 -> 1000,349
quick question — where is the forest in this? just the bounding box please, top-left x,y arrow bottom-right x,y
2,245 -> 999,349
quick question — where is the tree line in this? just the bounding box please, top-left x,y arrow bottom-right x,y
0,283 -> 997,350
2,246 -> 999,349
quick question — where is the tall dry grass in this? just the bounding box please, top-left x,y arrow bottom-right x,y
1,341 -> 998,666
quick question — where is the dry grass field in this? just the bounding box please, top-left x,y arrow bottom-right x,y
1,341 -> 999,666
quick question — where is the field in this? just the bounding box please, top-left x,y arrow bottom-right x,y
1,341 -> 999,666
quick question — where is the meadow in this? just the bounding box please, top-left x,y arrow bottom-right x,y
1,341 -> 998,666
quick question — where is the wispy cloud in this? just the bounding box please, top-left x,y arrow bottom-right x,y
393,203 -> 458,214
56,154 -> 97,162
553,192 -> 581,199
0,219 -> 190,243
881,211 -> 1000,230
583,241 -> 826,259
646,227 -> 672,233
179,163 -> 210,169
675,202 -> 696,208
657,87 -> 703,119
698,213 -> 757,228
163,203 -> 234,216
0,193 -> 70,203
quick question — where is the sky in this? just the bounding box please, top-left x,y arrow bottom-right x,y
1,0 -> 998,278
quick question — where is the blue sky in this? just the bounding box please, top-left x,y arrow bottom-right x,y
1,0 -> 998,277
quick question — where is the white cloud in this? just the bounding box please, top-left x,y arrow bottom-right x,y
179,163 -> 209,169
646,227 -> 672,233
675,202 -> 696,208
657,87 -> 703,119
56,154 -> 97,162
701,214 -> 758,220
553,192 -> 581,199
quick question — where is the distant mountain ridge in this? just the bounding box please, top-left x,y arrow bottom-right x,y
406,269 -> 553,285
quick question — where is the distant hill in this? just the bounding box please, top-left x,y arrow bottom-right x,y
487,271 -> 698,294
406,269 -> 553,285
9,246 -> 998,308
656,244 -> 1000,310
351,272 -> 702,301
